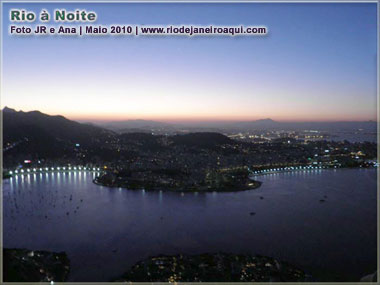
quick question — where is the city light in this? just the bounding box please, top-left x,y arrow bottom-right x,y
5,165 -> 107,174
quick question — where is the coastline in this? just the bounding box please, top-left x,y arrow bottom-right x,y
92,165 -> 377,193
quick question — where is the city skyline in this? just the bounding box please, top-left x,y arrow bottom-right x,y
2,2 -> 378,122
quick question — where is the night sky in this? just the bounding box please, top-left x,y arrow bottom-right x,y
2,2 -> 377,122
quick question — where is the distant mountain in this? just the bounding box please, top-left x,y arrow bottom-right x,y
87,116 -> 377,134
226,119 -> 377,132
233,118 -> 280,129
254,118 -> 276,123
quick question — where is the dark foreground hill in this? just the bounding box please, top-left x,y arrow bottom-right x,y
3,107 -> 112,144
2,107 -> 114,165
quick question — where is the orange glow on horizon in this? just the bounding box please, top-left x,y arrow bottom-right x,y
5,107 -> 376,123
66,112 -> 377,123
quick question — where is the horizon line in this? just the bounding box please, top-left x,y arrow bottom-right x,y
3,106 -> 377,124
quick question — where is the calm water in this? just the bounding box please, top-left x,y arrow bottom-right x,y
3,169 -> 378,282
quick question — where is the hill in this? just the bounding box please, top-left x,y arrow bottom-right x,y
170,132 -> 234,148
2,107 -> 114,165
3,107 -> 112,144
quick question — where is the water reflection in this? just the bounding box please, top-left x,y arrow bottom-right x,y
3,169 -> 378,282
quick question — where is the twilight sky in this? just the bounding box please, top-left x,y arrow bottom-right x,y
2,2 -> 377,122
